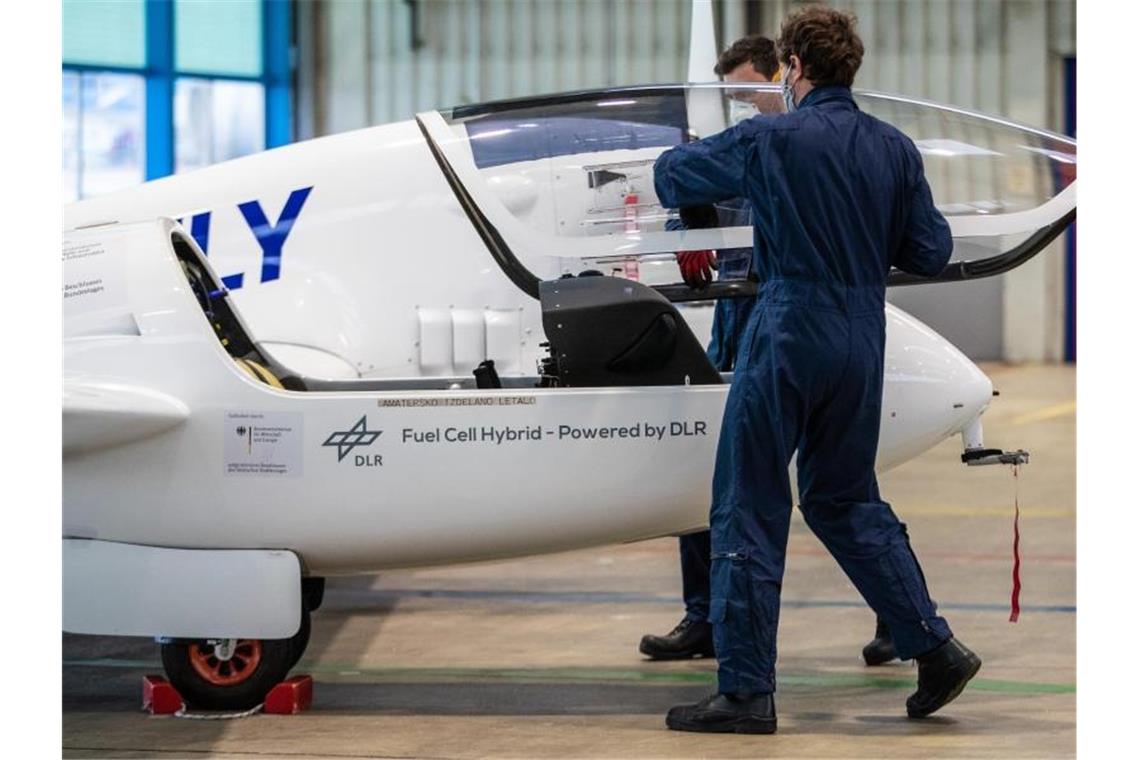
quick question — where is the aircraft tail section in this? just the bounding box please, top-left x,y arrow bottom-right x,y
685,1 -> 727,139
686,0 -> 720,83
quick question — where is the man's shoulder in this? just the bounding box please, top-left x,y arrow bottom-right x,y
860,111 -> 915,147
736,111 -> 801,137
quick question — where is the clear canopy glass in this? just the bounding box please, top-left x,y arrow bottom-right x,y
430,83 -> 1075,273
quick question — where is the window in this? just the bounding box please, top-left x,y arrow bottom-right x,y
63,0 -> 146,68
172,0 -> 268,174
175,0 -> 263,77
62,71 -> 146,201
175,78 -> 265,173
62,0 -> 292,200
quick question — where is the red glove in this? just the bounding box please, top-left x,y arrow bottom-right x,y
677,250 -> 717,289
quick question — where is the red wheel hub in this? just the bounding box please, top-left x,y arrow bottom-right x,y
187,640 -> 263,686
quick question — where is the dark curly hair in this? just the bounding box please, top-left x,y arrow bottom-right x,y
714,34 -> 780,79
777,5 -> 864,87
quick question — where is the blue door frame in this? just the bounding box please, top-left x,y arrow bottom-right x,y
1063,56 -> 1076,363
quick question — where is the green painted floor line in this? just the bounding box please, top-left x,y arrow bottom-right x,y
64,658 -> 1075,696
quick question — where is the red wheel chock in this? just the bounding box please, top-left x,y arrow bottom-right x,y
142,674 -> 314,716
142,675 -> 183,715
264,676 -> 314,714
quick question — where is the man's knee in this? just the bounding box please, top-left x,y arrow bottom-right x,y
799,499 -> 908,553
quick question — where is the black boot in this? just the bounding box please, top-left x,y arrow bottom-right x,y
906,637 -> 982,718
639,618 -> 715,660
862,616 -> 898,666
666,692 -> 777,734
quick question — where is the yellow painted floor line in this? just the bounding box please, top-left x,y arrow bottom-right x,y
1012,399 -> 1076,426
902,505 -> 1073,518
884,505 -> 1071,517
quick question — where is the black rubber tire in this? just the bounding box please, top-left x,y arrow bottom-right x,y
288,606 -> 311,670
161,637 -> 294,711
302,577 -> 325,612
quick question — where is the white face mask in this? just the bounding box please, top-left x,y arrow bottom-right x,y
729,98 -> 759,125
782,67 -> 798,113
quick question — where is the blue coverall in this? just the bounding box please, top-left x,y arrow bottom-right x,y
654,85 -> 954,695
668,202 -> 756,624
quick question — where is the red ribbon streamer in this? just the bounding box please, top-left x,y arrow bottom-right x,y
1009,464 -> 1021,623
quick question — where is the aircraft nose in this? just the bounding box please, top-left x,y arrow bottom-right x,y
960,361 -> 995,417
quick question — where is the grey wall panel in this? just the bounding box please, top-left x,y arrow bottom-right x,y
582,0 -> 608,86
294,0 -> 319,141
975,0 -> 1005,115
950,0 -> 977,110
534,1 -> 560,94
720,0 -> 748,52
391,1 -> 415,121
463,0 -> 483,107
873,1 -> 904,93
324,0 -> 368,135
1052,0 -> 1075,56
483,0 -> 509,100
926,0 -> 953,105
900,0 -> 927,97
851,1 -> 879,85
302,0 -> 693,137
630,1 -> 662,83
887,279 -> 1005,361
436,1 -> 464,115
301,1 -> 1073,134
414,2 -> 440,112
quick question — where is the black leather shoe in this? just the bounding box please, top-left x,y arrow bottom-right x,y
906,637 -> 982,718
666,692 -> 777,734
639,618 -> 715,660
862,617 -> 899,666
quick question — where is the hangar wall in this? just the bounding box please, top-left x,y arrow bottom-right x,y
296,0 -> 1076,363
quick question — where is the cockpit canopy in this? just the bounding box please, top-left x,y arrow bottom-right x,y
419,83 -> 1075,289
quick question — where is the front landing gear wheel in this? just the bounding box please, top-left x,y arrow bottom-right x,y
189,640 -> 264,686
162,637 -> 293,710
160,589 -> 315,710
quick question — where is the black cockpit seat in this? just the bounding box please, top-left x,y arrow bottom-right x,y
540,276 -> 721,388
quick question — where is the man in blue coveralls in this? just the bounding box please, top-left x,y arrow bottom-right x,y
654,6 -> 981,733
640,34 -> 900,671
638,34 -> 777,664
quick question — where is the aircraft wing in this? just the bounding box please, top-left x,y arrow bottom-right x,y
64,380 -> 189,455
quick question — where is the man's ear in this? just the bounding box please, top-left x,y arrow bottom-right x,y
788,54 -> 801,83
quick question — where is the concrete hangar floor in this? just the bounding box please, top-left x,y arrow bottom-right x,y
63,364 -> 1075,759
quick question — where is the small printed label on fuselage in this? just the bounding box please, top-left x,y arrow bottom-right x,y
63,237 -> 127,316
224,411 -> 304,477
377,396 -> 537,408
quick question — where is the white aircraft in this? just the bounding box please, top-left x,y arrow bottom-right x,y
62,74 -> 1075,709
